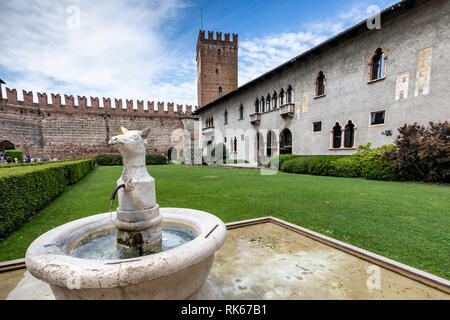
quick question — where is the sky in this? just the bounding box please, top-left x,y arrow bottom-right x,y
0,0 -> 400,108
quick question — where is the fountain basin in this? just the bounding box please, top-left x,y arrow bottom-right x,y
25,208 -> 227,300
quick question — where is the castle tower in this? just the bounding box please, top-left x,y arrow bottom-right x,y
196,30 -> 238,107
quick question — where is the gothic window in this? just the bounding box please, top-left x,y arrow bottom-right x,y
255,99 -> 259,113
260,97 -> 265,113
279,129 -> 292,155
332,123 -> 342,149
369,47 -> 387,81
266,95 -> 271,111
224,109 -> 228,124
315,71 -> 326,97
371,111 -> 385,125
313,121 -> 322,133
272,91 -> 278,109
267,131 -> 276,157
287,86 -> 293,103
239,104 -> 244,120
344,120 -> 355,148
279,89 -> 285,106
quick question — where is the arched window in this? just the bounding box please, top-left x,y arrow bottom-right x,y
287,86 -> 293,103
218,87 -> 223,96
279,89 -> 285,106
344,120 -> 355,148
267,131 -> 277,157
315,71 -> 326,97
272,91 -> 278,109
260,97 -> 265,113
369,47 -> 387,81
233,137 -> 238,153
255,99 -> 259,113
279,129 -> 292,155
239,104 -> 244,120
216,68 -> 219,75
224,109 -> 228,124
266,94 -> 271,111
218,49 -> 221,57
332,123 -> 342,149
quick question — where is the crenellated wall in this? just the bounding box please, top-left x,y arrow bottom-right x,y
0,87 -> 199,160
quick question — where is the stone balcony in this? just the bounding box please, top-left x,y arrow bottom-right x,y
250,113 -> 261,125
279,103 -> 294,118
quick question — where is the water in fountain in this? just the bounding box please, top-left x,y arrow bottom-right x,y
70,227 -> 195,260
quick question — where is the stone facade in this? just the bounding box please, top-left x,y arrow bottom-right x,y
195,0 -> 450,164
197,30 -> 238,108
0,88 -> 198,160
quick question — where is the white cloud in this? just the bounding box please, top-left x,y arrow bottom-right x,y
0,0 -> 197,106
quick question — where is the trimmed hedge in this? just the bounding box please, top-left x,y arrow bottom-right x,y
4,150 -> 23,163
0,159 -> 96,240
96,154 -> 167,166
278,144 -> 399,181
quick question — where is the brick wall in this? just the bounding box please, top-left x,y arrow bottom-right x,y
0,88 -> 198,160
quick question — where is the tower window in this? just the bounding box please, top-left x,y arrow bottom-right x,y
216,68 -> 219,75
218,87 -> 223,96
218,49 -> 221,57
371,111 -> 385,125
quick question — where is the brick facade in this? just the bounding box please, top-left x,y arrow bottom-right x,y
196,30 -> 238,108
0,88 -> 198,160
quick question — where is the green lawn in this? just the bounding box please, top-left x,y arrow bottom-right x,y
0,165 -> 449,279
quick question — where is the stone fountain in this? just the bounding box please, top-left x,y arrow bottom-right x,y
25,127 -> 227,300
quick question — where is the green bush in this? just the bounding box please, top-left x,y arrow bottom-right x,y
329,157 -> 361,177
5,150 -> 23,163
307,156 -> 347,176
210,143 -> 228,164
268,154 -> 299,169
0,159 -> 96,240
146,154 -> 167,165
355,143 -> 398,180
280,157 -> 312,174
96,154 -> 167,166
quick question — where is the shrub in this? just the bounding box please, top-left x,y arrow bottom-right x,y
5,150 -> 23,163
307,156 -> 347,176
268,154 -> 299,169
330,157 -> 361,178
210,143 -> 228,164
0,159 -> 96,240
356,143 -> 398,181
146,154 -> 167,165
96,154 -> 167,166
280,157 -> 308,174
384,122 -> 449,182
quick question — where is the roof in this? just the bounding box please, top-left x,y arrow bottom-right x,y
194,0 -> 431,115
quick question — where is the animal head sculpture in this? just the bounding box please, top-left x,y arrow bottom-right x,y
109,127 -> 151,156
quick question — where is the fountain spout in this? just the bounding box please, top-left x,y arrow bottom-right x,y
111,184 -> 125,201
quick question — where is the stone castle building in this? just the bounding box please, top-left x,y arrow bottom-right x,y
0,85 -> 199,162
194,0 -> 450,165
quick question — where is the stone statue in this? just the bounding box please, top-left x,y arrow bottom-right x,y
108,127 -> 162,256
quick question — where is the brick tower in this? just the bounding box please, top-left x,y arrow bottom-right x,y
196,30 -> 238,107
